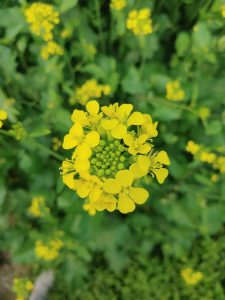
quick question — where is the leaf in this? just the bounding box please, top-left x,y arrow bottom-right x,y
175,32 -> 191,56
60,0 -> 78,13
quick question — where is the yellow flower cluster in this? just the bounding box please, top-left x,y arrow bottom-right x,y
110,0 -> 127,10
24,2 -> 60,41
166,80 -> 185,101
221,4 -> 225,18
126,8 -> 153,36
28,196 -> 49,217
181,268 -> 203,285
13,278 -> 33,300
35,239 -> 63,261
40,41 -> 64,60
186,140 -> 225,174
70,79 -> 111,106
61,100 -> 170,214
0,109 -> 7,128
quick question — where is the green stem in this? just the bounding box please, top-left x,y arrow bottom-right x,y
94,0 -> 104,51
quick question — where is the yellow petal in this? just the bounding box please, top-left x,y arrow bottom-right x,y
139,144 -> 151,154
85,131 -> 100,148
70,123 -> 83,137
154,151 -> 170,165
101,119 -> 118,130
123,134 -> 134,146
77,182 -> 90,198
127,112 -> 145,126
63,172 -> 76,189
62,134 -> 79,149
137,155 -> 150,173
118,194 -> 135,214
76,143 -> 92,159
129,187 -> 149,204
0,110 -> 7,120
89,186 -> 102,202
106,197 -> 117,212
111,124 -> 127,139
103,179 -> 121,194
116,170 -> 133,187
0,120 -> 3,128
153,168 -> 169,184
86,100 -> 99,115
74,159 -> 90,172
129,163 -> 145,179
118,104 -> 133,120
71,109 -> 87,124
138,134 -> 148,144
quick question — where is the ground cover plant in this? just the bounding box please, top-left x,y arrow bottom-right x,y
0,0 -> 225,299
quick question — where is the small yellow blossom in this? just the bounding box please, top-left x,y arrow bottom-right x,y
221,4 -> 225,18
211,174 -> 219,183
127,8 -> 153,36
199,151 -> 216,163
24,3 -> 60,41
70,79 -> 111,105
28,196 -> 49,217
0,109 -> 8,128
61,100 -> 169,214
52,137 -> 62,151
13,278 -> 33,300
35,239 -> 63,261
198,107 -> 210,120
186,140 -> 200,155
60,28 -> 72,39
40,41 -> 64,60
110,0 -> 127,10
213,156 -> 225,173
166,80 -> 185,101
181,268 -> 203,285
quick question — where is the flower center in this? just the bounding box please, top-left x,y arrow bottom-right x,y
90,138 -> 129,178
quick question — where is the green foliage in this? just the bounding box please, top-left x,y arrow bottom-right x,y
0,0 -> 225,299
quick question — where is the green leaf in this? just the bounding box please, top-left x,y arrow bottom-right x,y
60,0 -> 78,13
175,32 -> 191,56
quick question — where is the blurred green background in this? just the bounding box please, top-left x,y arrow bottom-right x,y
0,0 -> 225,299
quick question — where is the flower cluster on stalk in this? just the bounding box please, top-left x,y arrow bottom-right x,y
61,100 -> 170,214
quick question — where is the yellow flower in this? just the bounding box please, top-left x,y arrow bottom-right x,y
126,8 -> 153,36
13,278 -> 33,300
28,196 -> 49,217
61,100 -> 169,214
0,109 -> 8,128
199,151 -> 216,163
35,239 -> 63,261
24,3 -> 60,41
40,41 -> 64,60
213,156 -> 225,173
70,79 -> 111,105
110,0 -> 127,10
181,268 -> 203,285
166,80 -> 185,101
185,140 -> 200,155
221,4 -> 225,18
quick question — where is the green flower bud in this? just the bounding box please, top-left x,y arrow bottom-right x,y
105,169 -> 111,175
118,163 -> 124,170
99,140 -> 106,146
97,169 -> 105,177
120,156 -> 125,162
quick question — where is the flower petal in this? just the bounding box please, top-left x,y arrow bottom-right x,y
116,170 -> 133,187
139,144 -> 151,154
111,124 -> 127,139
0,110 -> 7,120
63,172 -> 76,189
118,104 -> 133,121
85,131 -> 100,148
123,134 -> 134,146
76,143 -> 92,159
74,159 -> 90,173
77,182 -> 90,198
137,155 -> 150,173
118,194 -> 135,214
127,112 -> 145,126
70,123 -> 83,137
154,151 -> 170,165
62,134 -> 79,149
101,119 -> 118,130
153,168 -> 169,184
86,100 -> 99,115
103,179 -> 121,194
129,187 -> 149,204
